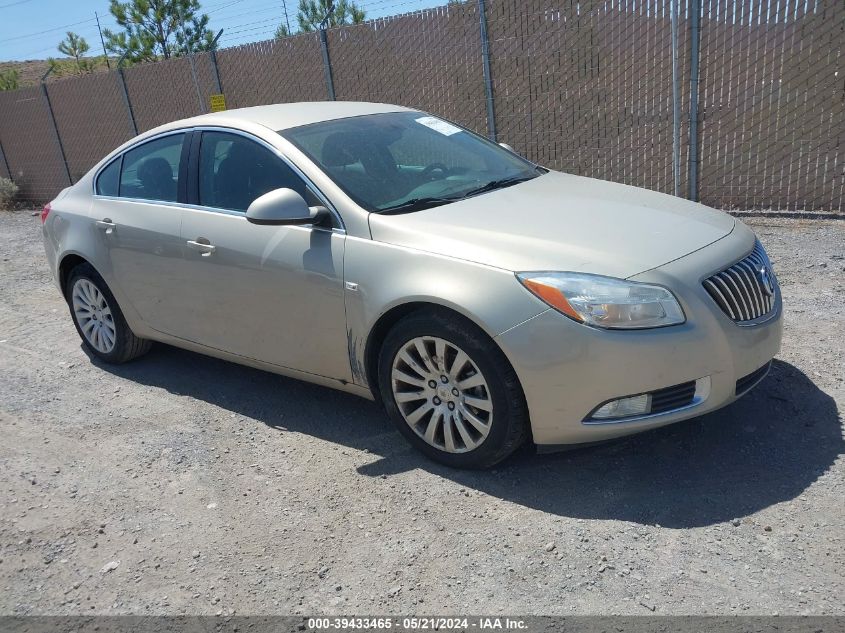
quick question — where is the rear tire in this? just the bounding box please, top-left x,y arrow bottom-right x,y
65,263 -> 151,364
378,308 -> 529,469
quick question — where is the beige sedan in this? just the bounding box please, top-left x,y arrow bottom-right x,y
41,102 -> 782,468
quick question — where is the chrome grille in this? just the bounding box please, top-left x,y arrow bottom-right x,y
703,241 -> 777,323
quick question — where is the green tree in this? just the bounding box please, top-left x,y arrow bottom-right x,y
274,22 -> 291,39
58,32 -> 90,66
56,31 -> 93,74
0,68 -> 19,91
103,0 -> 215,64
296,0 -> 365,32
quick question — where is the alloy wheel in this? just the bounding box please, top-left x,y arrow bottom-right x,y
390,336 -> 493,453
71,278 -> 116,354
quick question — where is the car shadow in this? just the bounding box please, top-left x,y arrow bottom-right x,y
92,346 -> 842,529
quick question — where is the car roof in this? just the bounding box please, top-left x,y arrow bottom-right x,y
155,101 -> 415,134
89,101 -> 419,185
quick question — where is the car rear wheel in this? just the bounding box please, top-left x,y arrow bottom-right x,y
66,263 -> 151,363
378,309 -> 528,469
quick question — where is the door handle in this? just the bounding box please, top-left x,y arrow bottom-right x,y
95,219 -> 116,234
186,239 -> 216,257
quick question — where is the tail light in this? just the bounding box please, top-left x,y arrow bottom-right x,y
40,202 -> 51,224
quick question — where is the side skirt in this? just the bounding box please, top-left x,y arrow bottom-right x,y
140,330 -> 375,401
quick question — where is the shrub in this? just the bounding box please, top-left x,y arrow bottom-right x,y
0,177 -> 19,209
0,68 -> 19,91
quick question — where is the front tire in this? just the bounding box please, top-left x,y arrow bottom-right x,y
378,308 -> 529,469
66,263 -> 151,364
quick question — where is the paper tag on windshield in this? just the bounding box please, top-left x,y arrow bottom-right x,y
415,116 -> 462,136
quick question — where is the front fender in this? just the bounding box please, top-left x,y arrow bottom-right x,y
344,236 -> 547,388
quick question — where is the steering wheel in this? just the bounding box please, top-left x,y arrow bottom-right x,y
421,163 -> 449,179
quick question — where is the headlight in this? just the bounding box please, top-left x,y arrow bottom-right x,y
516,272 -> 685,329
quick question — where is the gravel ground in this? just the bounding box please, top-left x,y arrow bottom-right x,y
0,210 -> 843,616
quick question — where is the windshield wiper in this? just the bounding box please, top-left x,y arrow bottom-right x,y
461,174 -> 537,198
375,173 -> 539,214
376,196 -> 459,215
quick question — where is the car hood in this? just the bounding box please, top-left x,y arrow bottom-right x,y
368,171 -> 736,279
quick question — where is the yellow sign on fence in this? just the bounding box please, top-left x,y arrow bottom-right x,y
209,94 -> 226,113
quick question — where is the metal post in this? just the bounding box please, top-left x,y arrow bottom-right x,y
187,51 -> 205,114
40,69 -> 72,186
671,0 -> 681,198
210,50 -> 223,94
210,29 -> 224,94
319,28 -> 336,101
477,0 -> 497,141
0,138 -> 12,181
688,0 -> 701,201
95,11 -> 111,69
282,0 -> 291,34
116,53 -> 138,136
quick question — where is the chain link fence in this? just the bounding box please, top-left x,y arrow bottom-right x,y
697,0 -> 842,211
328,4 -> 488,133
0,0 -> 841,212
487,0 -> 694,197
216,35 -> 326,108
46,71 -> 135,183
0,85 -> 72,202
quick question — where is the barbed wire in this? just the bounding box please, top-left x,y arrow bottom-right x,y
2,17 -> 99,44
0,0 -> 446,58
2,0 -> 821,64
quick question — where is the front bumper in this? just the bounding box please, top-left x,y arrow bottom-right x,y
495,228 -> 783,446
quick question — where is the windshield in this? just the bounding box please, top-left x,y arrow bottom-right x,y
279,112 -> 541,213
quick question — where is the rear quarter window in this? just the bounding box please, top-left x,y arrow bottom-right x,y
96,158 -> 120,196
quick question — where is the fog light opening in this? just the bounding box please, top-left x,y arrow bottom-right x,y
590,393 -> 651,420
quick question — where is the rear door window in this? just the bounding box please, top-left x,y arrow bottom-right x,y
119,133 -> 185,203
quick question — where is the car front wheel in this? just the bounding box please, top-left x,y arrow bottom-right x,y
66,262 -> 151,363
378,309 -> 528,469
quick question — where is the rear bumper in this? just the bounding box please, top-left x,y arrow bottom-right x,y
41,223 -> 62,292
495,229 -> 783,446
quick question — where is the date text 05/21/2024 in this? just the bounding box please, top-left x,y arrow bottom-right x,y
307,617 -> 527,630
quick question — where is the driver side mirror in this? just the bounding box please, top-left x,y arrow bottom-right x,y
498,142 -> 516,153
245,188 -> 331,227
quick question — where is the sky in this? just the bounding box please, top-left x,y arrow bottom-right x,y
0,0 -> 447,61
